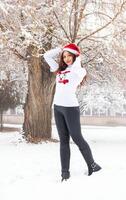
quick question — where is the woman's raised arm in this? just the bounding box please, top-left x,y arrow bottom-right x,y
43,47 -> 62,72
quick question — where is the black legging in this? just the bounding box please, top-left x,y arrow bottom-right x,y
54,104 -> 94,174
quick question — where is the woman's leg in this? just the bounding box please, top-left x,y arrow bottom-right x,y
64,107 -> 94,166
64,106 -> 101,175
54,105 -> 70,179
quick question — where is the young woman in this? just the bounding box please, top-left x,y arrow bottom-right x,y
44,43 -> 101,181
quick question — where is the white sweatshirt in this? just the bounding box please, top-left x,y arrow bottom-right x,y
43,48 -> 87,107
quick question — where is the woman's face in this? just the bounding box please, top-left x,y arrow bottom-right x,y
63,51 -> 74,66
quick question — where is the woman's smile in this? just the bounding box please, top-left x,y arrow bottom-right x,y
63,51 -> 74,65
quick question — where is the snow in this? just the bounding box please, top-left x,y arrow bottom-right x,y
0,1 -> 8,14
0,125 -> 126,200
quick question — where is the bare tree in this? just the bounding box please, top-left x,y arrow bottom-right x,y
0,0 -> 126,141
0,72 -> 21,131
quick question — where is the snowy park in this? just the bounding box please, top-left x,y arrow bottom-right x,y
0,125 -> 126,200
1,1 -> 126,200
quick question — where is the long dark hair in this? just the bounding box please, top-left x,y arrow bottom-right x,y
57,51 -> 87,86
58,51 -> 76,71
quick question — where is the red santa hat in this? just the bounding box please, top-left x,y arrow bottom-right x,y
63,43 -> 80,55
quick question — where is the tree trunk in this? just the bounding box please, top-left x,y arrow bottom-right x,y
0,110 -> 3,131
23,45 -> 56,142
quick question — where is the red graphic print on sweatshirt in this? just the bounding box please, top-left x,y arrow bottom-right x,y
57,70 -> 70,84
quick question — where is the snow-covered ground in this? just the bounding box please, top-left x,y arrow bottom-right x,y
0,125 -> 126,200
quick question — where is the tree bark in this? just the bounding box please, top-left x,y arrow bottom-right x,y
23,45 -> 56,142
0,110 -> 3,131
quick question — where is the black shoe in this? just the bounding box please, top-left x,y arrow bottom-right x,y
61,171 -> 70,182
88,162 -> 102,176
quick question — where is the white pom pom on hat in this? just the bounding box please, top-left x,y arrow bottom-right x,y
63,43 -> 80,55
